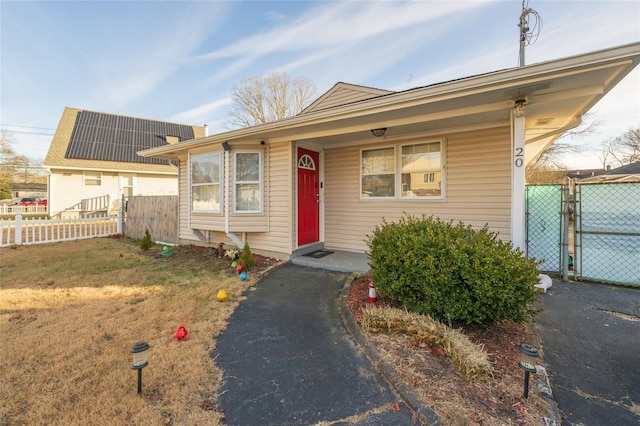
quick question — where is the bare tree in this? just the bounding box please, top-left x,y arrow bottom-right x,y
598,126 -> 640,168
0,130 -> 46,195
526,117 -> 601,183
0,131 -> 16,198
597,138 -> 614,169
228,72 -> 317,128
525,166 -> 566,184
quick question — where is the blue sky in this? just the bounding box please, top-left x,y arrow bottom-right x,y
1,0 -> 639,169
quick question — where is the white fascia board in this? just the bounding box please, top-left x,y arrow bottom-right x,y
139,42 -> 640,159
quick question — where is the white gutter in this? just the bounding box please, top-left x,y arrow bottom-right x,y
138,42 -> 640,160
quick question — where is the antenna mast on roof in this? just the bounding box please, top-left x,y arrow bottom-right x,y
518,0 -> 542,67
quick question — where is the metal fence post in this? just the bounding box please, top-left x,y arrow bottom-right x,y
561,178 -> 571,281
573,183 -> 582,281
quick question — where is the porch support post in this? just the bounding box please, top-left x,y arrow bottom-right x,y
511,99 -> 527,253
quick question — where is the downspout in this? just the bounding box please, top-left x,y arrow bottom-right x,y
224,148 -> 244,248
224,149 -> 229,236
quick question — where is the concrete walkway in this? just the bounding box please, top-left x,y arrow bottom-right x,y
213,248 -> 640,425
213,264 -> 428,425
534,280 -> 640,425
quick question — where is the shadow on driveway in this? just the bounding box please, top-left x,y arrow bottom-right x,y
534,280 -> 640,425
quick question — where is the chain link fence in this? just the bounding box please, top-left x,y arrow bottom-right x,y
526,181 -> 639,286
574,182 -> 640,285
525,185 -> 564,273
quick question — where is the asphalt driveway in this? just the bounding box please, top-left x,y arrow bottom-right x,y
534,280 -> 640,425
213,264 -> 425,425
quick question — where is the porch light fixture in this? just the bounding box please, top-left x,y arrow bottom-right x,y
370,128 -> 387,137
518,343 -> 539,399
131,341 -> 150,394
222,141 -> 231,151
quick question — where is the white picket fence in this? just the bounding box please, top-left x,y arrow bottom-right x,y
0,212 -> 122,247
0,204 -> 48,214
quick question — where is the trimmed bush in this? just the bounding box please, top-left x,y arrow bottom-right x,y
366,214 -> 539,326
140,229 -> 153,251
239,243 -> 256,271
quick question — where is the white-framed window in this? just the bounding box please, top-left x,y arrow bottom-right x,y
121,175 -> 135,197
190,153 -> 222,212
360,140 -> 444,199
84,171 -> 102,186
401,141 -> 442,198
361,146 -> 396,198
234,151 -> 262,213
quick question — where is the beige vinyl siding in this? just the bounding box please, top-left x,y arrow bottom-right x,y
177,142 -> 294,257
184,150 -> 226,233
233,141 -> 294,254
323,126 -> 512,253
185,146 -> 271,233
178,155 -> 226,244
178,156 -> 199,243
227,147 -> 268,232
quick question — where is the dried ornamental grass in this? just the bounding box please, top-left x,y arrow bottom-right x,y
362,305 -> 492,383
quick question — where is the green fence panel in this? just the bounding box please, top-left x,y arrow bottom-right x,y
526,185 -> 563,273
576,182 -> 640,285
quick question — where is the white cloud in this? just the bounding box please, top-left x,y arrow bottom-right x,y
96,3 -> 234,110
525,1 -> 639,64
169,97 -> 233,126
196,1 -> 497,84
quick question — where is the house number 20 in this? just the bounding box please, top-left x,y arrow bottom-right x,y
514,147 -> 524,168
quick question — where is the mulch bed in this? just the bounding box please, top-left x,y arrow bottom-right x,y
348,277 -> 551,425
152,244 -> 284,275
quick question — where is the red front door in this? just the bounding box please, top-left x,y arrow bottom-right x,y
297,148 -> 320,246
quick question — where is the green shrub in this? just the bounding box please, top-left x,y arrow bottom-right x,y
239,243 -> 256,271
366,214 -> 539,326
140,229 -> 153,251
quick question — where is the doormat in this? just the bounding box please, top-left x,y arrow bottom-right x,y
303,250 -> 334,258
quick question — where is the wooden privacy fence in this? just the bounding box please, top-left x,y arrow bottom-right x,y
0,213 -> 120,247
124,195 -> 178,244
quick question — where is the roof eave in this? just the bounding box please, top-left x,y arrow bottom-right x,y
138,42 -> 640,160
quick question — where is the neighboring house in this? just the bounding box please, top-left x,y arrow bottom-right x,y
10,183 -> 47,200
0,183 -> 47,206
578,161 -> 640,183
139,43 -> 640,260
566,168 -> 606,180
43,107 -> 205,217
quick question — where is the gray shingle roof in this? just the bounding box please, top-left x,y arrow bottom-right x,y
64,110 -> 195,165
601,161 -> 640,175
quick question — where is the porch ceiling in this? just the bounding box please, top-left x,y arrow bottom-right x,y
139,43 -> 640,165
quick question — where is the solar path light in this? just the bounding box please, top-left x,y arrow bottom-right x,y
518,343 -> 539,399
131,342 -> 149,394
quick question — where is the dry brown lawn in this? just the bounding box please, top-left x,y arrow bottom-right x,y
2,238 -> 553,426
0,238 -> 279,426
